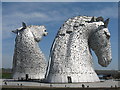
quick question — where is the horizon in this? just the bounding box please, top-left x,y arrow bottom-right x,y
2,2 -> 118,70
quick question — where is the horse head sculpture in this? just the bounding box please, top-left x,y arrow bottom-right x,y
12,22 -> 48,41
46,16 -> 112,83
12,22 -> 48,80
89,18 -> 112,67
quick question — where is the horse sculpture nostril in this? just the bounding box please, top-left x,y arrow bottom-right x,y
44,32 -> 48,36
109,58 -> 112,63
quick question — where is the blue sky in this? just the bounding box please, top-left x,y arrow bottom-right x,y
2,2 -> 118,70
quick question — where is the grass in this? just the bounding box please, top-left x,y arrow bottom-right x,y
2,72 -> 12,79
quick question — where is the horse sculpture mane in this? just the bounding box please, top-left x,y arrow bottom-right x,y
46,16 -> 112,83
12,23 -> 48,80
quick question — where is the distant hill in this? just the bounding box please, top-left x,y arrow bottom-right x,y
95,70 -> 120,79
1,68 -> 12,73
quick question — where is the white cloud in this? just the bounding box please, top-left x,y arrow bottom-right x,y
12,12 -> 48,19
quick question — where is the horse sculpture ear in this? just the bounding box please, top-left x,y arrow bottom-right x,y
22,22 -> 27,29
12,30 -> 18,34
104,18 -> 110,28
96,16 -> 104,22
12,22 -> 27,34
90,17 -> 95,22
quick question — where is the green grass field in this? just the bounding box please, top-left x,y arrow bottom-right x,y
2,73 -> 12,79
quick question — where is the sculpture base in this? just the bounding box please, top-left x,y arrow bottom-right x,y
47,73 -> 100,83
13,72 -> 45,80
